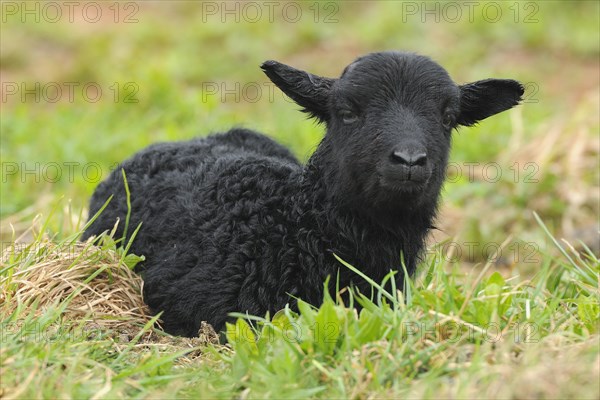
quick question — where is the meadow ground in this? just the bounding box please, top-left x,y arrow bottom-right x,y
1,1 -> 599,398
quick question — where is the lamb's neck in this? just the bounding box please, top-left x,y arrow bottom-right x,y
297,156 -> 432,279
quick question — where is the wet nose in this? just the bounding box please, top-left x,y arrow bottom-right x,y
391,149 -> 428,167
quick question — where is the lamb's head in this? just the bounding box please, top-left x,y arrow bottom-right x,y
262,52 -> 524,218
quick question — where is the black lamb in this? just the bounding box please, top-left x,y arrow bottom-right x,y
82,51 -> 524,337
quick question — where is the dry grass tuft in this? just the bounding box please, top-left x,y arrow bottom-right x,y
1,239 -> 224,351
1,240 -> 150,330
434,94 -> 600,266
508,91 -> 599,241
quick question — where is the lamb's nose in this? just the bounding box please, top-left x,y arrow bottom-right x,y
391,149 -> 428,167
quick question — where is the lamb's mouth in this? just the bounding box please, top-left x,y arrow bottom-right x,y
377,170 -> 431,194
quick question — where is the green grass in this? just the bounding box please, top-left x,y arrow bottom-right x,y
1,1 -> 599,398
1,210 -> 598,398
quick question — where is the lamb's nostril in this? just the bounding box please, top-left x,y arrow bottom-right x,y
391,150 -> 428,167
411,152 -> 427,166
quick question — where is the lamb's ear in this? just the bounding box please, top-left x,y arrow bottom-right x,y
261,60 -> 335,123
457,79 -> 525,126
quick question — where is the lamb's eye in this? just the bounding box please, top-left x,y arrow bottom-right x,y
339,110 -> 358,124
442,112 -> 454,128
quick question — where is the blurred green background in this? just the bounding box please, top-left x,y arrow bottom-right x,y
1,1 -> 598,266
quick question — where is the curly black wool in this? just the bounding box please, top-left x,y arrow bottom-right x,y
82,51 -> 524,336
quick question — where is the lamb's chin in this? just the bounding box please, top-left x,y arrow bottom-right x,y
363,186 -> 427,215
